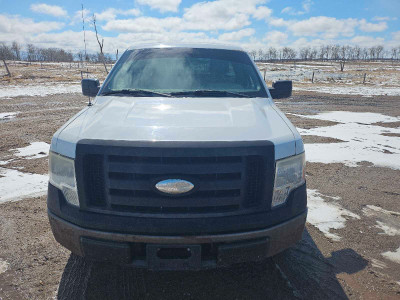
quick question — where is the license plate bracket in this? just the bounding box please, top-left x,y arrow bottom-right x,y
146,244 -> 202,271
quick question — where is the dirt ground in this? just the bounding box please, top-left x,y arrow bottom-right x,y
0,62 -> 400,299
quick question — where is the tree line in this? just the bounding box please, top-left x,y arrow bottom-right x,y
0,41 -> 114,64
249,44 -> 400,62
3,42 -> 400,65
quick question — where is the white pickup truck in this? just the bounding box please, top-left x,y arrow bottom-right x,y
47,44 -> 307,271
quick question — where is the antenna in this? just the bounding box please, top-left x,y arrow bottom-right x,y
81,4 -> 87,64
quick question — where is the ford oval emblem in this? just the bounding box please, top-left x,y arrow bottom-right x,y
155,179 -> 194,195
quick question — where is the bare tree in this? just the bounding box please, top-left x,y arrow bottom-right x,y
353,46 -> 361,60
92,14 -> 108,73
26,44 -> 37,64
249,50 -> 257,60
267,47 -> 277,61
309,47 -> 318,60
286,48 -> 297,60
299,47 -> 311,60
282,47 -> 291,60
369,47 -> 377,61
375,45 -> 384,60
318,45 -> 327,61
11,41 -> 21,61
0,43 -> 13,76
391,47 -> 398,61
258,49 -> 264,61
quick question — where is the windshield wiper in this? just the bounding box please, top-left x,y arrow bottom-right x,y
171,90 -> 251,98
101,89 -> 171,97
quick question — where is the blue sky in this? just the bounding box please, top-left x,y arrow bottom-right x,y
0,0 -> 399,54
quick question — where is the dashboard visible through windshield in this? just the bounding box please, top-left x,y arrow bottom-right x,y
100,48 -> 268,98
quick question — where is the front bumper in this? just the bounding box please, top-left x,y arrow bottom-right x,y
48,209 -> 307,270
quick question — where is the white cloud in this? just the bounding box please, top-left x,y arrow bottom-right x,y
281,0 -> 313,16
219,28 -> 255,41
391,31 -> 400,42
102,0 -> 269,32
283,16 -> 359,38
372,16 -> 397,21
252,6 -> 272,21
1,1 -> 398,55
268,17 -> 291,27
28,30 -> 99,52
30,3 -> 67,17
269,16 -> 388,39
69,8 -> 91,26
0,14 -> 64,44
102,17 -> 182,33
350,35 -> 385,47
136,0 -> 182,13
263,30 -> 288,46
182,0 -> 266,31
95,8 -> 141,22
359,19 -> 387,32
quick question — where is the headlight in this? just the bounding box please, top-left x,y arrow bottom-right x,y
49,152 -> 79,206
272,152 -> 305,208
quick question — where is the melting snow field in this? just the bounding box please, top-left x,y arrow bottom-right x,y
307,189 -> 360,241
0,168 -> 49,204
293,85 -> 400,97
12,142 -> 50,160
0,83 -> 80,99
382,247 -> 400,264
295,111 -> 400,169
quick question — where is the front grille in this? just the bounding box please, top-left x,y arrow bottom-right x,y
75,141 -> 274,217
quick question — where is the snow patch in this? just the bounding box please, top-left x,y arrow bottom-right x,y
362,205 -> 400,217
362,205 -> 400,236
293,85 -> 400,97
295,111 -> 400,169
0,168 -> 48,204
307,189 -> 360,241
0,112 -> 18,120
382,247 -> 400,264
0,159 -> 13,165
375,221 -> 400,236
370,258 -> 387,269
0,258 -> 9,274
12,142 -> 50,160
0,83 -> 80,99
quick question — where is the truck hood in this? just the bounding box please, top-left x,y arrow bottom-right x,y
53,96 -> 299,159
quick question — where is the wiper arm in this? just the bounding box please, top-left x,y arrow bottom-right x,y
101,89 -> 171,97
171,90 -> 250,98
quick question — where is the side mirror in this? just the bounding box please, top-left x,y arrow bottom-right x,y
82,78 -> 100,97
268,80 -> 292,99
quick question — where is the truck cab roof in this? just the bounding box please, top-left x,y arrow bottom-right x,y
127,43 -> 245,52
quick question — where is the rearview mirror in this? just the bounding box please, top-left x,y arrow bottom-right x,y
82,78 -> 100,97
268,80 -> 292,99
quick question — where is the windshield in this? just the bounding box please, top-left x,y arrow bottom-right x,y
100,48 -> 268,98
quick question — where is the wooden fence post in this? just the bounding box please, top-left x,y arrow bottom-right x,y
363,73 -> 366,84
311,71 -> 315,83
